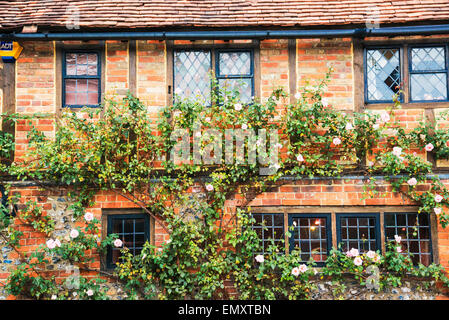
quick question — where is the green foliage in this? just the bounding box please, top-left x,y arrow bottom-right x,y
1,71 -> 449,300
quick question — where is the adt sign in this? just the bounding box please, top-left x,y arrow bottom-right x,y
0,41 -> 13,51
0,41 -> 23,62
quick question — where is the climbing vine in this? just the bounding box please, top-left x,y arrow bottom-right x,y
0,71 -> 449,299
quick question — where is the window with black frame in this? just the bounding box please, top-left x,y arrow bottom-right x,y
106,214 -> 149,269
251,213 -> 284,254
63,51 -> 101,108
173,49 -> 254,105
365,48 -> 401,103
289,214 -> 331,265
365,45 -> 449,104
384,212 -> 432,265
409,46 -> 448,102
336,213 -> 380,253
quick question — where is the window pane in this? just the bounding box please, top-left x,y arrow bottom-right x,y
411,47 -> 445,71
219,51 -> 251,76
291,216 -> 329,263
410,73 -> 447,101
338,216 -> 377,253
218,78 -> 252,104
251,213 -> 284,255
366,48 -> 401,101
384,212 -> 432,265
174,51 -> 211,104
109,215 -> 148,267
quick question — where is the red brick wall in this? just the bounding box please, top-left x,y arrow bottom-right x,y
2,36 -> 449,299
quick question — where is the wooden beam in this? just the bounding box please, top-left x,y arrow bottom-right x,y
1,61 -> 15,163
288,39 -> 297,104
129,40 -> 137,96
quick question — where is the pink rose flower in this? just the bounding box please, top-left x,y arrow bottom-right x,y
206,184 -> 214,192
46,239 -> 56,249
434,207 -> 442,215
407,178 -> 417,186
241,123 -> 248,130
234,103 -> 242,111
54,239 -> 61,247
86,289 -> 94,297
392,147 -> 402,157
345,123 -> 354,130
345,250 -> 353,257
291,267 -> 300,276
349,248 -> 359,257
394,235 -> 401,243
435,194 -> 443,203
333,137 -> 341,146
396,246 -> 402,253
354,257 -> 363,266
425,143 -> 434,152
70,229 -> 79,239
298,264 -> 308,273
255,254 -> 264,263
373,254 -> 381,263
84,212 -> 94,222
114,239 -> 123,247
297,154 -> 304,162
366,250 -> 376,259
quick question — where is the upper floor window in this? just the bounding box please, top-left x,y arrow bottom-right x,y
365,44 -> 449,104
173,49 -> 254,105
63,51 -> 101,108
409,47 -> 448,101
366,48 -> 401,103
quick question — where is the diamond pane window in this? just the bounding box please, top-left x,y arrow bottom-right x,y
174,50 -> 211,105
217,51 -> 254,104
107,214 -> 149,269
289,214 -> 331,264
337,214 -> 379,253
63,52 -> 100,107
410,46 -> 448,101
252,213 -> 284,254
218,52 -> 251,76
366,48 -> 401,102
385,212 -> 432,266
411,47 -> 445,71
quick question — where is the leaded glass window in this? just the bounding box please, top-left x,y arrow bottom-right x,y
385,212 -> 432,265
217,51 -> 253,103
63,52 -> 101,107
173,49 -> 254,105
410,47 -> 448,101
174,50 -> 212,104
107,214 -> 149,269
289,214 -> 331,264
337,214 -> 379,253
366,48 -> 401,102
252,213 -> 284,254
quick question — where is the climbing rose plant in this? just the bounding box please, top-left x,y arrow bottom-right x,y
0,71 -> 449,299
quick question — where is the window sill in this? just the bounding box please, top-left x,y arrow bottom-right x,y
365,101 -> 449,109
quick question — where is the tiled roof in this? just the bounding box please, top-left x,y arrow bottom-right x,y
1,0 -> 449,30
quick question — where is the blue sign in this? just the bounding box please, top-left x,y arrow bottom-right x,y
0,41 -> 13,51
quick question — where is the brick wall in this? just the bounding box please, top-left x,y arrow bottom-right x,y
2,36 -> 449,299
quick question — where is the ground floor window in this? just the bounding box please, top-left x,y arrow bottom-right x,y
103,209 -> 150,269
251,207 -> 435,266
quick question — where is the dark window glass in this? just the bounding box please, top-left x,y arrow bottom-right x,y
107,214 -> 149,269
385,212 -> 432,265
410,47 -> 448,101
63,52 -> 100,107
251,213 -> 284,254
337,214 -> 378,253
290,215 -> 330,263
366,48 -> 401,102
